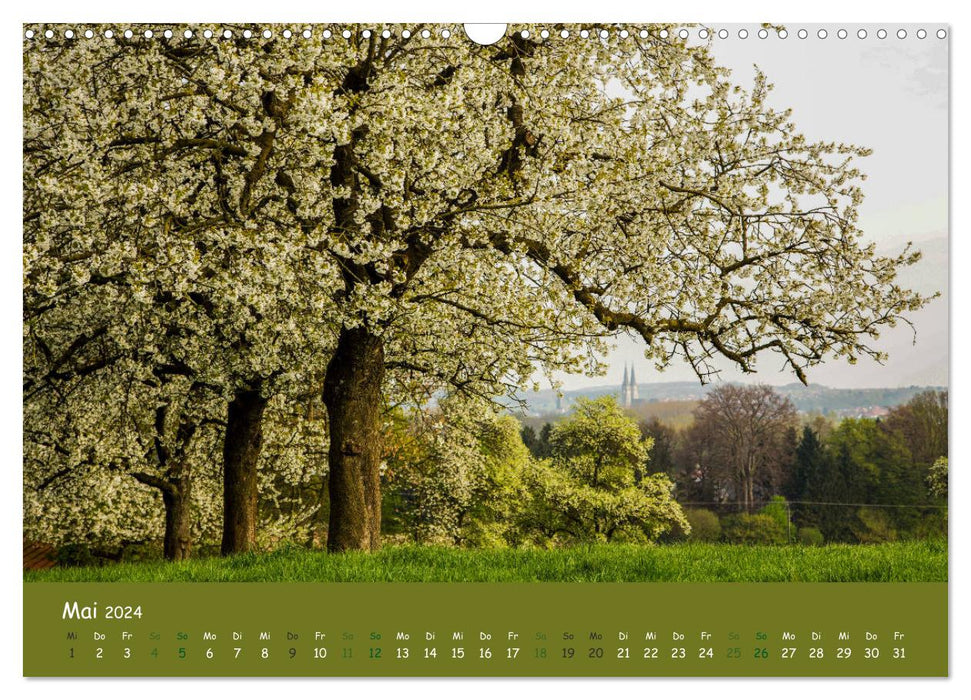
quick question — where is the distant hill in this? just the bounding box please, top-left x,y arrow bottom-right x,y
624,400 -> 699,429
518,398 -> 700,432
508,381 -> 946,422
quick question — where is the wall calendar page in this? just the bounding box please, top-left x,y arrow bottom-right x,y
20,16 -> 950,687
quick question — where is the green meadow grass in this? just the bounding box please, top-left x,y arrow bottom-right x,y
24,540 -> 946,583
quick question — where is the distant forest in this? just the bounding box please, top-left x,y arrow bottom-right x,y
520,386 -> 948,546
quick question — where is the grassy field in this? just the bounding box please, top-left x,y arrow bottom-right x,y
24,541 -> 946,583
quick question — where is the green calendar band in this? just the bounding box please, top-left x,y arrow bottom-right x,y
24,582 -> 947,677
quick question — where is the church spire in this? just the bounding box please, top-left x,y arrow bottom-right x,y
621,364 -> 633,407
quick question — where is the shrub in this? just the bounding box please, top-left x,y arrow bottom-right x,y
55,543 -> 100,568
759,496 -> 790,533
721,513 -> 787,545
685,508 -> 721,542
118,542 -> 164,562
915,512 -> 948,540
854,507 -> 898,543
797,526 -> 825,546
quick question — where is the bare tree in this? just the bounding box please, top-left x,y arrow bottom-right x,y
686,385 -> 798,512
886,390 -> 948,469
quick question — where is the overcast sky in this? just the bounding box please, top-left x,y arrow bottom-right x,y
555,25 -> 949,391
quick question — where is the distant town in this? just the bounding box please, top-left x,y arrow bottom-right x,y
512,369 -> 944,423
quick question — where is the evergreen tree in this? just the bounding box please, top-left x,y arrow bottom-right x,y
790,427 -> 826,527
520,425 -> 540,457
638,417 -> 678,481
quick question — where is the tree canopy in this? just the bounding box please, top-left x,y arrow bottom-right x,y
24,24 -> 929,552
525,396 -> 686,543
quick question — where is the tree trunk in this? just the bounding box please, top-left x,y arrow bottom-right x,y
323,326 -> 385,552
131,469 -> 194,562
221,388 -> 268,555
162,475 -> 192,561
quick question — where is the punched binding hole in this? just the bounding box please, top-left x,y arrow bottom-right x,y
464,24 -> 507,45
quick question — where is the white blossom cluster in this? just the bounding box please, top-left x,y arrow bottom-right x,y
24,24 -> 927,551
387,398 -> 530,546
